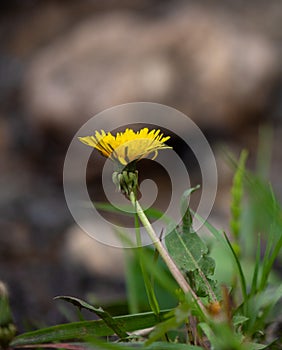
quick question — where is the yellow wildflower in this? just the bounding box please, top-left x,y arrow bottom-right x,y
79,128 -> 171,166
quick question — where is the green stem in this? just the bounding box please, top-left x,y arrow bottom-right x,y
129,191 -> 207,316
124,251 -> 139,314
134,212 -> 160,315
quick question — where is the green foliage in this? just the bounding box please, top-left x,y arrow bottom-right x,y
133,213 -> 160,316
124,247 -> 178,314
6,146 -> 282,350
89,337 -> 202,349
11,310 -> 171,346
166,208 -> 218,301
54,296 -> 129,339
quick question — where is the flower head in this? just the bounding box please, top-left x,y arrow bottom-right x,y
79,128 -> 172,196
79,128 -> 171,167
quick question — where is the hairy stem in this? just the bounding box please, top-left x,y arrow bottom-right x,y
129,191 -> 207,316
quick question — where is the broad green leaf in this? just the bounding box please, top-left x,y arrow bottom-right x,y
11,310 -> 172,347
54,296 -> 128,339
166,209 -> 217,300
167,229 -> 208,272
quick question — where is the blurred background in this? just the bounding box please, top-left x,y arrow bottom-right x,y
0,0 -> 282,329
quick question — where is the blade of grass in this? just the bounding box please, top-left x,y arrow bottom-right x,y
88,337 -> 202,350
124,251 -> 139,314
250,235 -> 261,296
223,232 -> 247,303
191,210 -> 230,250
12,343 -> 87,350
134,212 -> 160,316
54,296 -> 128,339
260,233 -> 282,290
11,310 -> 172,347
180,186 -> 201,220
115,227 -> 179,297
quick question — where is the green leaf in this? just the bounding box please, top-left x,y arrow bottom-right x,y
244,342 -> 273,350
124,246 -> 178,315
166,209 -> 217,301
250,235 -> 261,296
223,232 -> 247,303
54,296 -> 128,339
146,302 -> 190,345
191,210 -> 230,250
142,342 -> 202,349
180,185 -> 201,222
232,315 -> 249,327
243,284 -> 282,335
198,322 -> 248,350
11,310 -> 172,347
167,229 -> 208,271
89,337 -> 202,349
133,212 -> 160,316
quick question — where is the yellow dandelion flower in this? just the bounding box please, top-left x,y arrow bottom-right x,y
79,128 -> 172,166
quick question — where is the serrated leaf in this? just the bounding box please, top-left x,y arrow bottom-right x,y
165,209 -> 217,300
180,186 -> 201,222
166,230 -> 208,272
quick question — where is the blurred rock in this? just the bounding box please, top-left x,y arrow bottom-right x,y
0,117 -> 9,156
24,6 -> 279,134
63,225 -> 125,279
0,221 -> 31,259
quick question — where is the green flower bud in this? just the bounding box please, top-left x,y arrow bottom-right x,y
112,170 -> 138,197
